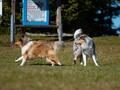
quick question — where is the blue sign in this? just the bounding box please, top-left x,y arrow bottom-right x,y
22,0 -> 49,26
0,0 -> 2,16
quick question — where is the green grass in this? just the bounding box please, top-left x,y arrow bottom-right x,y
0,35 -> 120,90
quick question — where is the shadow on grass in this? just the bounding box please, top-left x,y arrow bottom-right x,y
30,63 -> 72,66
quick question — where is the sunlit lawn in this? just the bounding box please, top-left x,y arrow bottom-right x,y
0,35 -> 120,90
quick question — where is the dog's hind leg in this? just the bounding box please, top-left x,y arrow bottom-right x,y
92,55 -> 99,66
51,58 -> 61,66
46,58 -> 55,66
15,56 -> 23,62
47,57 -> 61,66
53,57 -> 62,66
47,50 -> 61,66
57,61 -> 62,66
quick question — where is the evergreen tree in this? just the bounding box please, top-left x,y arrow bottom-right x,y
1,0 -> 120,36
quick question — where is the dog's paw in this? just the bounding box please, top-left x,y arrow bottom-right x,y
58,62 -> 62,66
15,60 -> 18,62
51,64 -> 55,66
19,64 -> 24,66
80,62 -> 83,65
73,60 -> 76,65
96,64 -> 99,67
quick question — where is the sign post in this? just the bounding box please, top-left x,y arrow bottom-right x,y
10,0 -> 15,46
56,0 -> 62,41
10,0 -> 63,45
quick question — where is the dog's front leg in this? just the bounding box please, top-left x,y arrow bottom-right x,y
80,55 -> 83,65
82,53 -> 87,66
20,58 -> 26,66
20,55 -> 27,66
15,56 -> 23,62
73,56 -> 77,64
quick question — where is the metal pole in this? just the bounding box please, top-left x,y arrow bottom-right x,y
10,14 -> 14,45
10,0 -> 15,46
56,0 -> 62,41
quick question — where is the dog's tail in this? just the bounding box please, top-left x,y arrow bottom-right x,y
53,41 -> 65,54
74,28 -> 83,39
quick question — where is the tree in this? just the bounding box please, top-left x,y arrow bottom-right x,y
1,0 -> 120,36
1,0 -> 11,34
61,0 -> 120,36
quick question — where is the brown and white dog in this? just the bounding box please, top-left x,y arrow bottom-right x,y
14,38 -> 62,66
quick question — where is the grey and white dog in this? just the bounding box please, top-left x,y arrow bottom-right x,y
73,29 -> 83,64
73,29 -> 99,66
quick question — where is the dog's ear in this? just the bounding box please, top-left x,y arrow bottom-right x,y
21,35 -> 32,42
79,36 -> 85,40
19,38 -> 23,42
79,35 -> 87,40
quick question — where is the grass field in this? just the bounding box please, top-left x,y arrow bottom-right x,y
0,35 -> 120,90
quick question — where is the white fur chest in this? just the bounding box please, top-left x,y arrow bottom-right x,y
21,41 -> 34,55
81,43 -> 88,50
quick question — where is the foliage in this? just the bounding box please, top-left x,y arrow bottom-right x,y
1,0 -> 11,34
61,0 -> 120,35
1,0 -> 120,36
0,16 -> 2,31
